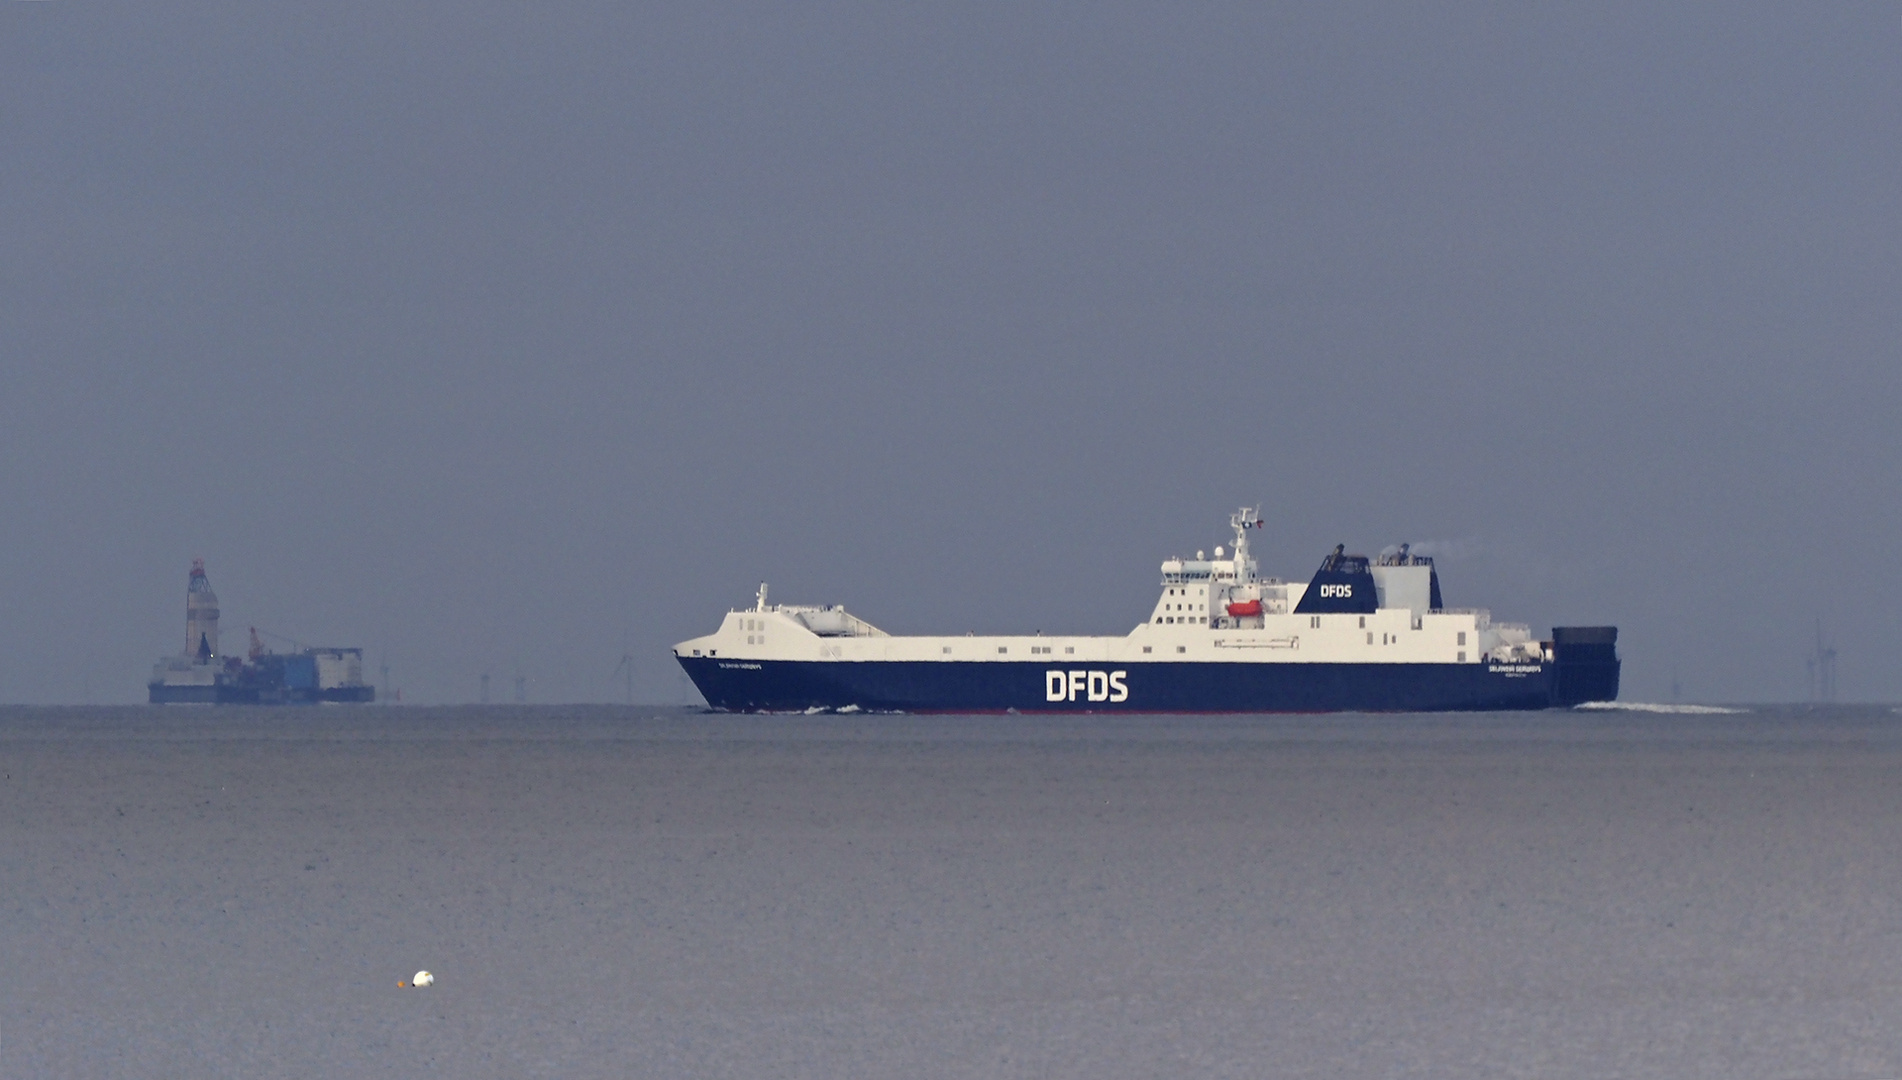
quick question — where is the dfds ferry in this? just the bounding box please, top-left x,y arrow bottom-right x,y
674,508 -> 1619,713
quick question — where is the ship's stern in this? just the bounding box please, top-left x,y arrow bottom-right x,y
1548,626 -> 1620,705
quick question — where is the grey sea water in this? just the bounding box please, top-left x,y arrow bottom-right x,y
1,704 -> 1897,1079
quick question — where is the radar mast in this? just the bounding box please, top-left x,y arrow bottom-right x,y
1228,507 -> 1264,583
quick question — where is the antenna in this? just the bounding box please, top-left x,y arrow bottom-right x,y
480,670 -> 491,704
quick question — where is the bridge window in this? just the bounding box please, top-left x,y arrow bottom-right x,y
1143,646 -> 1152,653
1064,646 -> 1074,654
942,647 -> 951,654
1358,616 -> 1365,628
1311,616 -> 1321,629
1457,632 -> 1467,646
1458,651 -> 1466,662
1176,646 -> 1186,653
998,646 -> 1008,654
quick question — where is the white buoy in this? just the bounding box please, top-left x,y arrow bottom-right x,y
412,970 -> 434,988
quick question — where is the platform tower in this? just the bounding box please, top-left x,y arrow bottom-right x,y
185,559 -> 220,662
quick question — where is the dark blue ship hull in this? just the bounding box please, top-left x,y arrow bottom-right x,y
147,683 -> 220,704
148,682 -> 376,704
679,650 -> 1619,714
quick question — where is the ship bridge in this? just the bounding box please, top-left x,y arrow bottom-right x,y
1143,508 -> 1545,666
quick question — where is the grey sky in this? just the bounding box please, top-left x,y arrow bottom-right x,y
3,5 -> 1897,704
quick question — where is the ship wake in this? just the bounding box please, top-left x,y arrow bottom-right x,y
1573,701 -> 1747,715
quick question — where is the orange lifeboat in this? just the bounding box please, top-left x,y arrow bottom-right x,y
1225,599 -> 1263,617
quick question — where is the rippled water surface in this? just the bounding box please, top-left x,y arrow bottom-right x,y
1,704 -> 1897,1078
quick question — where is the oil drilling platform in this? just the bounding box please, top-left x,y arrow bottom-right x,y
148,559 -> 375,704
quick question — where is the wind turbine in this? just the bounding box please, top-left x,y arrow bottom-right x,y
613,651 -> 635,705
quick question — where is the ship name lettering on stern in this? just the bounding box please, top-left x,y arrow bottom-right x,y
1046,670 -> 1128,703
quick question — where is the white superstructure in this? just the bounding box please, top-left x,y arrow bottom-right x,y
675,508 -> 1548,671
